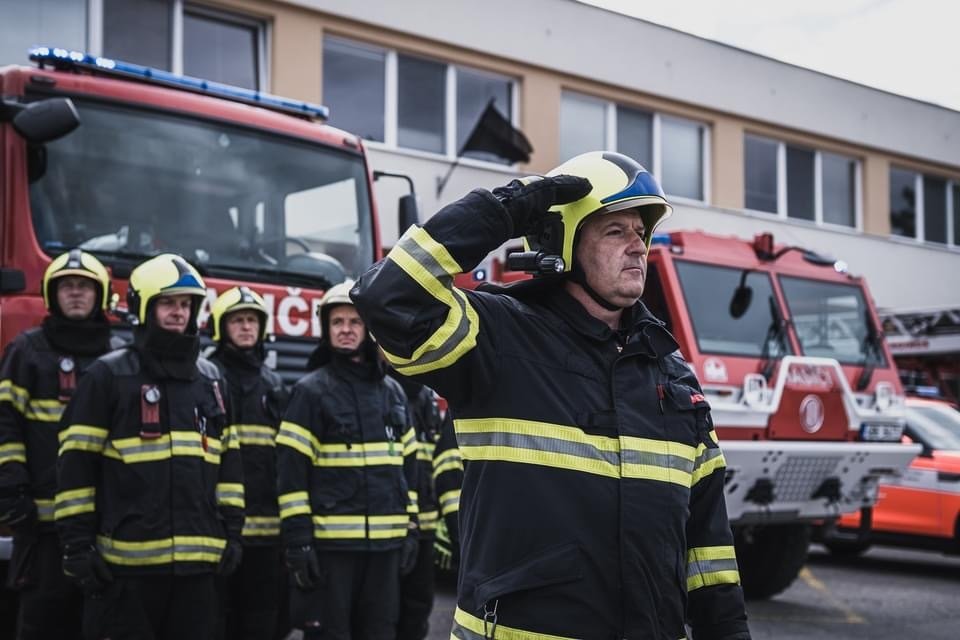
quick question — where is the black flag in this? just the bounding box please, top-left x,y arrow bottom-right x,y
459,98 -> 533,163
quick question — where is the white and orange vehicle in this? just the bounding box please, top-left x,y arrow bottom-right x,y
460,229 -> 921,598
823,395 -> 960,556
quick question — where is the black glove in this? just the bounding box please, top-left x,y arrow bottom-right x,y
434,518 -> 459,572
217,539 -> 243,576
399,529 -> 419,576
62,545 -> 113,593
0,488 -> 36,527
285,544 -> 321,590
491,174 -> 592,236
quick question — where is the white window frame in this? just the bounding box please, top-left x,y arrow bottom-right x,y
897,170 -> 960,249
87,0 -> 269,90
561,91 -> 710,204
745,134 -> 862,231
332,37 -> 519,167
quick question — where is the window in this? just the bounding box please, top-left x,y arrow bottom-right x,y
779,276 -> 886,367
0,0 -> 87,66
560,92 -> 708,201
101,1 -> 265,89
321,36 -> 516,161
397,54 -> 446,154
183,9 -> 261,90
743,133 -> 861,229
559,93 -> 605,163
322,39 -> 385,142
889,167 -> 960,246
674,261 -> 791,358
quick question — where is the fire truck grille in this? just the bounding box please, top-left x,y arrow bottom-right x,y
773,456 -> 841,502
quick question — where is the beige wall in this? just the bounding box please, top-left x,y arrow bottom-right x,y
210,0 -> 960,250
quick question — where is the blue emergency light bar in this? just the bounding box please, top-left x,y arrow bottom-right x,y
651,233 -> 672,245
28,46 -> 330,121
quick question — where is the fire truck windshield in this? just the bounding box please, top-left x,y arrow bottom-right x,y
675,260 -> 792,358
27,97 -> 374,287
778,276 -> 886,367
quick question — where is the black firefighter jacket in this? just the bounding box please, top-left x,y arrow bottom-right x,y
55,347 -> 244,576
276,344 -> 419,551
0,320 -> 116,530
209,345 -> 287,545
352,189 -> 751,640
391,375 -> 443,540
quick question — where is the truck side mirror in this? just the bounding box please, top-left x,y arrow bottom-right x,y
398,194 -> 420,234
729,285 -> 753,319
12,97 -> 80,143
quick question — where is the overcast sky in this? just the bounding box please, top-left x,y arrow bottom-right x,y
580,0 -> 960,112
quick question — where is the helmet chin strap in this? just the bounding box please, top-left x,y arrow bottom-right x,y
568,261 -> 623,312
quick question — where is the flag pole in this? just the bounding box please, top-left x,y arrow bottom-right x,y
436,155 -> 463,198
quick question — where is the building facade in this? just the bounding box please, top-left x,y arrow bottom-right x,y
4,0 -> 959,314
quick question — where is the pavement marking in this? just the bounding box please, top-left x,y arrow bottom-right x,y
799,566 -> 867,624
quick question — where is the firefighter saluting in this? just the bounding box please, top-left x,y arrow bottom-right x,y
208,286 -> 288,640
55,253 -> 244,640
352,152 -> 751,639
0,250 -> 117,639
277,280 -> 419,640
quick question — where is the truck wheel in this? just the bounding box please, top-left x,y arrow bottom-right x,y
823,539 -> 870,556
734,524 -> 810,599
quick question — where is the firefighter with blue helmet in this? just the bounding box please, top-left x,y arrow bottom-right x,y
208,286 -> 288,640
0,249 -> 117,640
56,253 -> 244,640
352,152 -> 751,639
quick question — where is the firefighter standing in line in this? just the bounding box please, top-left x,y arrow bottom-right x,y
389,373 -> 442,640
430,411 -> 462,574
351,152 -> 751,639
0,250 -> 117,640
276,280 -> 419,640
208,287 -> 288,640
55,253 -> 244,640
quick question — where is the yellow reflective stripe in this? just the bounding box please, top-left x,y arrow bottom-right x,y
419,510 -> 438,531
216,482 -> 245,508
242,515 -> 281,537
380,227 -> 480,375
221,424 -> 240,450
312,514 -> 367,539
417,441 -> 436,461
276,421 -> 318,458
314,441 -> 402,467
433,449 -> 463,478
35,498 -> 55,522
99,432 -> 222,464
0,442 -> 27,465
439,489 -> 460,516
279,491 -> 311,519
620,435 -> 696,488
171,431 -> 223,463
97,534 -> 226,566
54,487 -> 96,520
59,425 -> 109,455
368,514 -> 409,540
25,399 -> 64,422
236,424 -> 276,447
687,545 -> 740,591
402,427 -> 418,456
0,379 -> 29,413
455,418 -> 622,479
452,607 -> 576,640
691,444 -> 727,486
407,489 -> 418,514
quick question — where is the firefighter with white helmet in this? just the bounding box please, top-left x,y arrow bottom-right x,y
352,152 -> 751,639
0,249 -> 118,639
56,253 -> 244,640
208,286 -> 288,640
277,279 -> 419,639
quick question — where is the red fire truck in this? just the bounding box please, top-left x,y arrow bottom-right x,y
460,229 -> 920,598
0,47 -> 416,616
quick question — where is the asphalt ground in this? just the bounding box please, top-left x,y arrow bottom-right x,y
426,544 -> 960,639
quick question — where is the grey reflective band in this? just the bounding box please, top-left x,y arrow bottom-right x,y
457,430 -> 621,467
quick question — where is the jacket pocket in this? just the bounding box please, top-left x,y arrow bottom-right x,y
311,468 -> 360,510
472,542 -> 584,608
